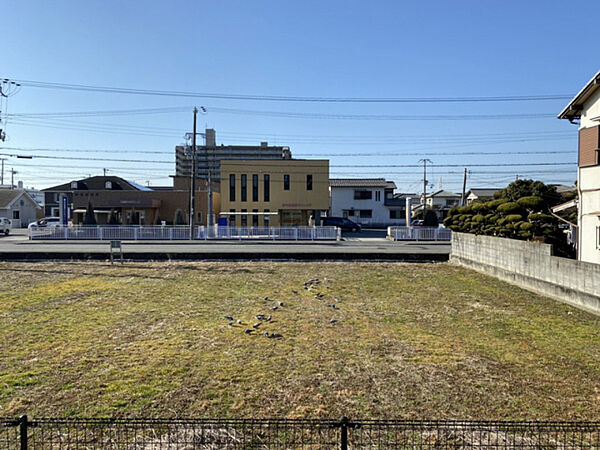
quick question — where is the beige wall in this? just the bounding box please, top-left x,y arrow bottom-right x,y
577,92 -> 600,263
220,160 -> 329,226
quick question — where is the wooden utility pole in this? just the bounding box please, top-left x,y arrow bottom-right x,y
189,107 -> 198,239
461,168 -> 468,206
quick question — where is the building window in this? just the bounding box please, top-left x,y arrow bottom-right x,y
389,210 -> 404,219
354,190 -> 372,200
252,174 -> 259,201
264,209 -> 270,227
306,174 -> 313,191
241,174 -> 247,202
241,209 -> 247,227
375,191 -> 381,201
197,212 -> 202,224
12,210 -> 20,220
229,174 -> 236,202
264,174 -> 270,202
359,210 -> 372,218
284,174 -> 290,191
252,209 -> 259,227
229,209 -> 236,226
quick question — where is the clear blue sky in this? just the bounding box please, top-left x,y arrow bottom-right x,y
0,0 -> 597,192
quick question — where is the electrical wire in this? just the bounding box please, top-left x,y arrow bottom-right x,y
6,77 -> 573,103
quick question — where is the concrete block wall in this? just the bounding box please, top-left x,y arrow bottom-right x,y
451,232 -> 600,316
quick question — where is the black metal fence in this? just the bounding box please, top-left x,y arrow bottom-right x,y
3,415 -> 600,449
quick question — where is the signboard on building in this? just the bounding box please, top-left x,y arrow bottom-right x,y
61,195 -> 68,226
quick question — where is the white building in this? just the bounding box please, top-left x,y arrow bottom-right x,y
329,178 -> 407,227
558,70 -> 600,264
0,189 -> 41,228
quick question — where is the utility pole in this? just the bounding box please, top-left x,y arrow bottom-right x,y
189,107 -> 198,240
419,159 -> 432,221
0,158 -> 6,185
103,168 -> 109,176
10,169 -> 17,189
461,168 -> 468,206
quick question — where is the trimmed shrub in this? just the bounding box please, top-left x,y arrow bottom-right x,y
517,196 -> 545,211
472,214 -> 485,223
505,214 -> 523,222
485,199 -> 507,209
528,213 -> 554,222
520,222 -> 534,231
497,202 -> 521,214
471,203 -> 487,212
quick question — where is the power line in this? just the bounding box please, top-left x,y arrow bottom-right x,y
6,77 -> 573,103
206,106 -> 556,121
0,152 -> 575,167
0,145 -> 575,157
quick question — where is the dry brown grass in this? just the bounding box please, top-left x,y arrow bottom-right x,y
0,261 -> 598,420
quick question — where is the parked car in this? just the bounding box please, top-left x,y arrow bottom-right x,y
410,219 -> 425,227
0,217 -> 11,235
28,217 -> 62,231
322,217 -> 361,232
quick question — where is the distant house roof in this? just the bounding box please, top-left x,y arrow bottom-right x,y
329,178 -> 397,189
43,176 -> 152,192
558,70 -> 600,122
466,188 -> 501,198
0,189 -> 41,209
549,184 -> 577,194
426,189 -> 461,198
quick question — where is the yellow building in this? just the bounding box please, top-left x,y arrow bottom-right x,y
220,160 -> 329,226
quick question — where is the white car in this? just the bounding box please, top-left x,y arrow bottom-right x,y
0,217 -> 11,235
28,217 -> 62,231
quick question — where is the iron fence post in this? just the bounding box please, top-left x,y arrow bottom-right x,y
19,414 -> 27,450
340,416 -> 348,450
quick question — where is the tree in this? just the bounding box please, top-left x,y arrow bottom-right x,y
494,179 -> 561,207
83,202 -> 97,226
447,179 -> 574,257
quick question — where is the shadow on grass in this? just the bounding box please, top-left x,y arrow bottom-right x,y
0,266 -> 169,280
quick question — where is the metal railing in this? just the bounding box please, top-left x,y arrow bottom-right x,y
388,226 -> 452,241
2,416 -> 599,449
28,225 -> 341,241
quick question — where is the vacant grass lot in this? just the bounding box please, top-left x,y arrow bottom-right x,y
0,261 -> 598,420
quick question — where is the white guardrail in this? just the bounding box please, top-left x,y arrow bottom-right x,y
29,225 -> 341,241
387,226 -> 452,241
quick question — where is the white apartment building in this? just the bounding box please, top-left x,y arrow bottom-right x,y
329,178 -> 407,227
558,70 -> 600,264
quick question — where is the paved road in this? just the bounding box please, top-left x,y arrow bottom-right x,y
0,228 -> 450,261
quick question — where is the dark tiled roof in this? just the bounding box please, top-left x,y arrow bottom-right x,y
43,176 -> 146,192
329,178 -> 397,189
0,189 -> 36,209
467,188 -> 501,197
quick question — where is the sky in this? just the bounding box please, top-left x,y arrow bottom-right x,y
0,0 -> 597,193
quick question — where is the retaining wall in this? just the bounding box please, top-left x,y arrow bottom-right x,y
451,232 -> 600,316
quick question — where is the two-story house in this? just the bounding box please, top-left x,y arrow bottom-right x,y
329,178 -> 403,227
415,189 -> 461,220
558,69 -> 600,264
